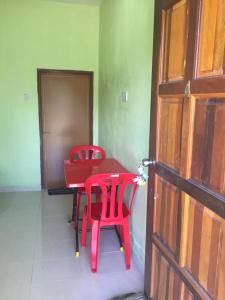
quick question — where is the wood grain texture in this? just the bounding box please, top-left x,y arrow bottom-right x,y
156,162 -> 225,219
153,234 -> 212,300
209,101 -> 225,194
158,97 -> 183,171
151,245 -> 195,300
182,285 -> 194,300
162,0 -> 188,82
197,0 -> 225,77
154,177 -> 180,255
182,196 -> 223,298
180,96 -> 196,179
179,193 -> 190,267
150,246 -> 159,297
158,255 -> 169,299
217,222 -> 225,299
191,98 -> 225,195
191,98 -> 208,181
146,0 -> 225,298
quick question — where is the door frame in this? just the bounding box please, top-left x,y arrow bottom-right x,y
37,69 -> 94,189
144,0 -> 163,296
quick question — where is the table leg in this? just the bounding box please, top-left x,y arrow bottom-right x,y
67,188 -> 75,225
72,189 -> 76,223
72,188 -> 80,257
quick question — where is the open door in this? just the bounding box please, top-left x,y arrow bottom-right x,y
144,0 -> 225,299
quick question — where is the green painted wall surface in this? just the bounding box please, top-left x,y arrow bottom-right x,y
0,0 -> 99,189
99,0 -> 154,265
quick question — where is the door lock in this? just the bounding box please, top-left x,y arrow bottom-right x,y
142,158 -> 156,167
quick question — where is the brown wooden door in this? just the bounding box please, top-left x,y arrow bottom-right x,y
145,0 -> 225,299
38,70 -> 93,189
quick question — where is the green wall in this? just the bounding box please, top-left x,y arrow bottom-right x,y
0,0 -> 99,189
99,0 -> 154,265
0,0 -> 155,266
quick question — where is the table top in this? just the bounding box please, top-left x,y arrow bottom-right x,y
64,158 -> 128,188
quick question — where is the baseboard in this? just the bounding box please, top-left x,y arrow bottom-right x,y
0,185 -> 41,192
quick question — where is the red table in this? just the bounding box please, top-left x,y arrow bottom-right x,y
64,158 -> 128,256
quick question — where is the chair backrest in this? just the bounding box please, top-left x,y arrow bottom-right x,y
85,173 -> 138,223
68,145 -> 106,162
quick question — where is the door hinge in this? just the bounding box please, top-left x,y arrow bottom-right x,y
184,80 -> 191,96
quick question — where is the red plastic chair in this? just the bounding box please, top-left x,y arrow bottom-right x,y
68,145 -> 106,162
68,145 -> 106,222
81,173 -> 138,272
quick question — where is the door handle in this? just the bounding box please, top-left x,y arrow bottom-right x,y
142,158 -> 156,167
43,131 -> 51,134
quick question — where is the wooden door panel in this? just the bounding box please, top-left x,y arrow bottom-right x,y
182,286 -> 195,300
151,245 -> 195,300
191,97 -> 225,195
41,73 -> 90,135
154,176 -> 180,256
197,0 -> 225,78
217,226 -> 225,300
158,97 -> 184,171
180,194 -> 224,299
145,0 -> 225,299
38,70 -> 93,188
43,134 -> 66,188
162,0 -> 188,82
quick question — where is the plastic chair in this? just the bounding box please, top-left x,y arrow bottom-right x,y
81,173 -> 138,272
68,145 -> 106,162
68,145 -> 106,223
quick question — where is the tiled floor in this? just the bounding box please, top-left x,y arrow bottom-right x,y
0,191 -> 144,300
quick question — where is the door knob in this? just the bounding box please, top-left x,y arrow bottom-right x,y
142,158 -> 156,167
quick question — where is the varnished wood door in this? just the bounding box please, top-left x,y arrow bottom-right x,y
38,70 -> 93,189
145,0 -> 225,299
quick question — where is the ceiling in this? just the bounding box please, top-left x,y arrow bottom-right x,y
47,0 -> 103,6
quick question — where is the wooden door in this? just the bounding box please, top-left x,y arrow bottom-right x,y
38,70 -> 93,189
145,0 -> 225,299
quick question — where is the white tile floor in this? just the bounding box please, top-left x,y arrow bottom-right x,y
0,191 -> 144,300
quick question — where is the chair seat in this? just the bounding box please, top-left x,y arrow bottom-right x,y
86,202 -> 130,221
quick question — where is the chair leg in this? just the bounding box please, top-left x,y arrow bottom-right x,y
81,208 -> 88,247
91,221 -> 100,273
122,218 -> 131,270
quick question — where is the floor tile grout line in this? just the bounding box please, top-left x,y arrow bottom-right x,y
0,191 -> 144,300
